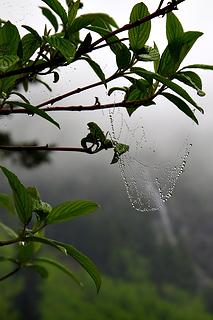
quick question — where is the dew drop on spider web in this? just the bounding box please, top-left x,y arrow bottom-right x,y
109,109 -> 192,212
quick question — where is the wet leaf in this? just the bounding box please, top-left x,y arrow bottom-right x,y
41,0 -> 68,25
129,2 -> 151,52
161,92 -> 199,124
0,166 -> 33,224
47,200 -> 99,224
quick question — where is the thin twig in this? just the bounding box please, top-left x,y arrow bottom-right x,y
89,0 -> 185,50
36,77 -> 111,108
0,145 -> 90,153
0,57 -> 65,80
0,237 -> 21,247
0,266 -> 21,281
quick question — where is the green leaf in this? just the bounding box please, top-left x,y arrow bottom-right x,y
111,143 -> 129,164
158,31 -> 202,77
68,0 -> 80,26
153,42 -> 160,73
166,12 -> 184,44
114,43 -> 131,70
0,222 -> 18,238
161,92 -> 199,124
27,236 -> 68,255
27,187 -> 52,218
21,33 -> 41,62
137,45 -> 160,62
29,264 -> 49,278
29,236 -> 101,292
0,75 -> 19,97
35,78 -> 52,92
40,6 -> 59,32
0,55 -> 19,72
166,12 -> 184,62
131,68 -> 204,113
125,89 -> 142,116
22,25 -> 41,41
9,101 -> 60,129
55,241 -> 101,292
75,33 -> 92,58
41,0 -> 68,25
70,13 -> 118,33
0,193 -> 15,214
33,200 -> 52,217
93,28 -> 131,69
34,257 -> 84,288
124,79 -> 154,116
10,91 -> 30,103
46,35 -> 76,63
0,21 -> 20,55
181,64 -> 213,71
175,71 -> 205,96
0,166 -> 33,224
128,2 -> 151,52
125,76 -> 152,90
27,186 -> 41,201
87,26 -> 131,70
129,68 -> 153,85
157,45 -> 177,77
47,200 -> 99,224
108,87 -> 127,96
87,122 -> 106,144
179,31 -> 203,64
80,57 -> 106,86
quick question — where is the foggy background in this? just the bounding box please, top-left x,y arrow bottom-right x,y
1,1 -> 213,319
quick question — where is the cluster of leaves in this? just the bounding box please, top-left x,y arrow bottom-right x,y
0,0 -> 212,129
81,122 -> 129,164
0,0 -> 118,127
107,4 -> 213,124
0,166 -> 101,292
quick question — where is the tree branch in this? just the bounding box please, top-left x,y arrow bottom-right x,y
0,145 -> 90,153
88,0 -> 185,50
0,57 -> 65,80
36,75 -> 113,108
0,266 -> 21,281
0,237 -> 21,247
0,97 -> 156,115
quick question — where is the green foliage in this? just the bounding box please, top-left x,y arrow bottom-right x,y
0,1 -> 212,126
39,266 -> 213,320
0,166 -> 100,291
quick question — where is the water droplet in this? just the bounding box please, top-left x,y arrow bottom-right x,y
109,110 -> 192,213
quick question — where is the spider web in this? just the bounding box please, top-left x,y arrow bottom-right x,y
109,108 -> 192,212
